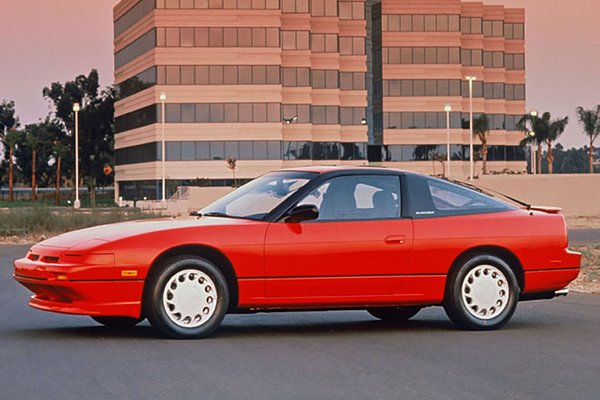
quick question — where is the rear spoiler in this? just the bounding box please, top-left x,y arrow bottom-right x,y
528,206 -> 562,214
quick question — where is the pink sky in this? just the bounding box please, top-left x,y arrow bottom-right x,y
1,0 -> 599,148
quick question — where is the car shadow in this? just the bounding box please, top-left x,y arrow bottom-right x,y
5,312 -> 545,341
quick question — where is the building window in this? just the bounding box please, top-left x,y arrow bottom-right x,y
115,28 -> 156,69
339,1 -> 364,20
461,17 -> 482,35
311,0 -> 337,16
282,0 -> 309,13
116,66 -> 157,100
504,23 -> 524,40
115,0 -> 155,38
282,30 -> 310,50
311,33 -> 338,53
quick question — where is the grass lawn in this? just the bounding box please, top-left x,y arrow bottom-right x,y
0,207 -> 160,242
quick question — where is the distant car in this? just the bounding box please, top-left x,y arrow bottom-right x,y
14,167 -> 581,339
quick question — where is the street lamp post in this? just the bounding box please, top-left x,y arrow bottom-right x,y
529,110 -> 538,175
444,104 -> 452,177
160,92 -> 167,203
465,76 -> 477,180
73,103 -> 80,209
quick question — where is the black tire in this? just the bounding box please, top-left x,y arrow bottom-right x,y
367,306 -> 422,322
443,254 -> 519,330
144,255 -> 229,339
91,316 -> 144,328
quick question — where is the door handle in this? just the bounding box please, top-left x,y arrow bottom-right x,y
385,235 -> 406,245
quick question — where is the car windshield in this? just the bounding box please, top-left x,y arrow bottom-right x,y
199,171 -> 317,220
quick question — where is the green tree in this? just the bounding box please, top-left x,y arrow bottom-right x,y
576,105 -> 600,174
473,114 -> 491,175
43,69 -> 115,206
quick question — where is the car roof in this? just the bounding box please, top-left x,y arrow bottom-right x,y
280,165 -> 415,176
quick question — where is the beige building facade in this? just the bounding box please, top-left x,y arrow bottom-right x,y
113,0 -> 526,199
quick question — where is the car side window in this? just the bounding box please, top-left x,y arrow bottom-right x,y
298,175 -> 401,221
408,174 -> 512,218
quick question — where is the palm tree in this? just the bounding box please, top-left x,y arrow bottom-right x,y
518,112 -> 549,174
4,129 -> 21,202
576,105 -> 600,174
473,114 -> 491,175
545,116 -> 569,174
53,140 -> 67,206
226,158 -> 237,187
24,127 -> 42,202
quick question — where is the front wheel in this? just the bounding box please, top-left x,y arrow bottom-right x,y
145,255 -> 229,339
444,254 -> 519,330
367,306 -> 422,322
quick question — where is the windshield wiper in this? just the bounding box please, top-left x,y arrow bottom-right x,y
445,178 -> 532,210
198,211 -> 252,220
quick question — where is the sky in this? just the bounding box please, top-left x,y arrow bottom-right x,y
1,0 -> 599,149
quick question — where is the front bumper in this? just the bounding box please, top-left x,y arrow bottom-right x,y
14,256 -> 144,318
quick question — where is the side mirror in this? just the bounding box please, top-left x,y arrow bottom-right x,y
285,204 -> 319,223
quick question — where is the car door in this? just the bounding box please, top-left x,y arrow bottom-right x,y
263,174 -> 414,306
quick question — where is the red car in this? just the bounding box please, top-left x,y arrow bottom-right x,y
13,167 -> 581,339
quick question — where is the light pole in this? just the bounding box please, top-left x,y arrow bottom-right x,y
160,92 -> 167,202
465,76 -> 477,180
73,102 -> 81,209
444,104 -> 452,177
529,110 -> 538,175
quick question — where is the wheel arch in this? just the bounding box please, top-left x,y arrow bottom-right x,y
144,244 -> 239,312
447,246 -> 525,292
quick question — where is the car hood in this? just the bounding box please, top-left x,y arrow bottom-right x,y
36,216 -> 252,251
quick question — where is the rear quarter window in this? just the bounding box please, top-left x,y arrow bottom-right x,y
407,175 -> 513,218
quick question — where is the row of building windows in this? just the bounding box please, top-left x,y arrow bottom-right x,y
379,144 -> 526,162
116,65 -> 366,100
460,17 -> 524,39
156,0 -> 280,10
382,46 -> 525,69
115,103 -> 367,133
381,14 -> 524,39
155,26 -> 366,54
154,0 -> 365,19
115,140 -> 367,165
115,140 -> 525,166
382,14 -> 460,32
382,80 -> 526,100
382,112 -> 524,131
157,26 -> 281,48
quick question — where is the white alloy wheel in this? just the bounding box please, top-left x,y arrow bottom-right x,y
461,264 -> 509,320
162,269 -> 217,328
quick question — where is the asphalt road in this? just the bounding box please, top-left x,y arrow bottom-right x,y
1,244 -> 599,400
569,228 -> 600,245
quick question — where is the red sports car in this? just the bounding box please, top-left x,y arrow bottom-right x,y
13,167 -> 581,338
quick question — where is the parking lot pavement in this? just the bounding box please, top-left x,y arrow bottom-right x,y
1,244 -> 599,400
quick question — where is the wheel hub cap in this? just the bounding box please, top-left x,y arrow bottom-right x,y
163,269 -> 217,328
461,265 -> 509,320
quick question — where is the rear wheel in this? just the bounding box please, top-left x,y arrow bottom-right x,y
444,254 -> 519,330
91,316 -> 143,328
367,306 -> 422,322
145,255 -> 229,339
